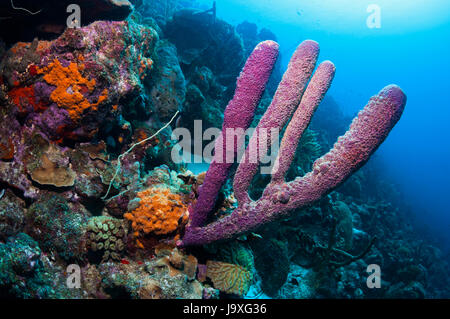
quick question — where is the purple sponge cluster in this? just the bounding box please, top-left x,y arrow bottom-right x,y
181,40 -> 406,246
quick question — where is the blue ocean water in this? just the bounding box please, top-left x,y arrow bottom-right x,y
204,0 -> 450,248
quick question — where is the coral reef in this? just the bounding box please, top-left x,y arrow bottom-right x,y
0,233 -> 72,298
149,40 -> 186,120
0,1 -> 448,300
164,10 -> 244,88
1,20 -> 157,143
0,233 -> 49,298
82,247 -> 204,299
0,189 -> 26,240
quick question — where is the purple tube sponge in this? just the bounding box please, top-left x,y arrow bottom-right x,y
233,40 -> 320,204
188,40 -> 279,227
181,40 -> 406,246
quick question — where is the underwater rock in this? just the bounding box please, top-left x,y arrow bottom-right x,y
93,253 -> 203,299
0,189 -> 26,240
154,246 -> 198,281
0,20 -> 157,144
277,264 -> 315,299
0,0 -> 133,44
164,10 -> 245,89
251,238 -> 290,297
0,233 -> 50,298
149,40 -> 186,121
25,194 -> 89,262
140,0 -> 201,28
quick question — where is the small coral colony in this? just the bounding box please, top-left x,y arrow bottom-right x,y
0,0 -> 447,300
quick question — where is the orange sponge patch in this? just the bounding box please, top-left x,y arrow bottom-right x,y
37,59 -> 108,120
124,187 -> 188,245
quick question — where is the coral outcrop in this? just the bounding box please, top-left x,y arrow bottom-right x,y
124,187 -> 188,248
1,20 -> 157,142
25,194 -> 88,261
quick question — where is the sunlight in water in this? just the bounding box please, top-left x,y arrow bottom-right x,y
213,0 -> 450,34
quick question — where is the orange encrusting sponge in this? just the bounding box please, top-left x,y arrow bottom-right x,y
124,187 -> 188,249
37,59 -> 108,121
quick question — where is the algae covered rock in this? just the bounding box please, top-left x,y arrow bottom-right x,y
250,238 -> 290,297
25,194 -> 88,262
0,233 -> 50,298
0,189 -> 26,240
0,20 -> 158,144
149,40 -> 186,121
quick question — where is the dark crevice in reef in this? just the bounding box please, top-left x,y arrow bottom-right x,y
80,196 -> 105,216
29,178 -> 72,194
0,0 -> 133,45
0,181 -> 33,207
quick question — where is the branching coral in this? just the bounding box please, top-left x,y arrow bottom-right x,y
124,187 -> 188,248
180,40 -> 406,246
